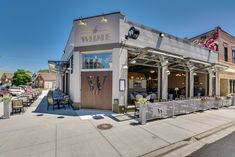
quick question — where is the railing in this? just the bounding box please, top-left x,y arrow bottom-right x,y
139,97 -> 234,124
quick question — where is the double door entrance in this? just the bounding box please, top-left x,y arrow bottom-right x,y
81,71 -> 112,110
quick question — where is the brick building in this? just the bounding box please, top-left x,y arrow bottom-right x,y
190,26 -> 235,96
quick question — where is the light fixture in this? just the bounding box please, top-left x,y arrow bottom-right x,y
100,16 -> 108,23
193,72 -> 197,76
125,26 -> 140,40
166,70 -> 170,75
130,76 -> 134,79
130,60 -> 136,64
150,70 -> 155,74
123,65 -> 128,69
159,32 -> 165,38
78,19 -> 87,26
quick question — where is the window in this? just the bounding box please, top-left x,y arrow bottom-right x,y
224,46 -> 228,62
233,50 -> 235,64
70,55 -> 73,74
82,52 -> 112,69
230,80 -> 233,93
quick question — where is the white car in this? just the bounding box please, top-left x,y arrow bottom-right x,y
8,87 -> 25,96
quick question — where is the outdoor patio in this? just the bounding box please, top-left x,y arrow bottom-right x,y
1,91 -> 235,157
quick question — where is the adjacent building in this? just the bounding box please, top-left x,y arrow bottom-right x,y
49,12 -> 225,112
190,27 -> 235,96
34,73 -> 56,89
1,72 -> 14,85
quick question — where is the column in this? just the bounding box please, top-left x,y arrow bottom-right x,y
215,70 -> 220,95
189,70 -> 194,98
161,61 -> 168,100
208,69 -> 214,96
158,66 -> 161,101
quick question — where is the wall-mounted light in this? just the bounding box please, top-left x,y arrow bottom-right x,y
67,67 -> 72,71
123,65 -> 128,69
150,70 -> 155,74
100,16 -> 108,23
125,26 -> 140,40
166,69 -> 170,75
78,18 -> 87,26
159,32 -> 165,38
193,72 -> 197,76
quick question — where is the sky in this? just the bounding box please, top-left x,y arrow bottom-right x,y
0,0 -> 235,72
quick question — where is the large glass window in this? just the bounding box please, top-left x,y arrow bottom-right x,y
82,52 -> 112,69
232,50 -> 235,63
224,46 -> 228,62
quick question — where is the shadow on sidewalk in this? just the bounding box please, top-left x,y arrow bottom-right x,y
33,96 -> 78,116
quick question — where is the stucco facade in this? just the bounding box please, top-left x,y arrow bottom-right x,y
54,12 -> 221,111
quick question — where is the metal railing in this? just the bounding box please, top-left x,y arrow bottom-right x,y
144,97 -> 233,121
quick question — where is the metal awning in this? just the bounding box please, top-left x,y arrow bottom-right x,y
48,60 -> 70,73
128,47 -> 216,72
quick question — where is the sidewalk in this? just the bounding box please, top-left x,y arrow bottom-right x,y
1,93 -> 235,157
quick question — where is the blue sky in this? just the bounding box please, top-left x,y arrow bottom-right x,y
0,0 -> 235,72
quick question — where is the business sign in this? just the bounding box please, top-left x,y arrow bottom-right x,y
80,25 -> 112,44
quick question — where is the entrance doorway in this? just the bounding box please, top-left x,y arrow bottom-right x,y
81,71 -> 112,110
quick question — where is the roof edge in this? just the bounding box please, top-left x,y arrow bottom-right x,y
73,11 -> 124,21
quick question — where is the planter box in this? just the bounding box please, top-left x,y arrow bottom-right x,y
232,96 -> 235,106
0,102 -> 3,117
3,101 -> 10,119
139,105 -> 147,125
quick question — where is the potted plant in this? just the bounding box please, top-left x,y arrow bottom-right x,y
138,97 -> 148,125
225,94 -> 232,107
215,96 -> 222,109
2,95 -> 12,119
231,93 -> 235,106
200,97 -> 209,111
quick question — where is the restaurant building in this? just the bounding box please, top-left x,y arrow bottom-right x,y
49,12 -> 225,112
190,27 -> 235,96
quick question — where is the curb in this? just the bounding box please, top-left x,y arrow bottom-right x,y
139,120 -> 235,157
194,121 -> 235,140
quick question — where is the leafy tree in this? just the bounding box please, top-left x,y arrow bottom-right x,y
38,69 -> 49,73
12,69 -> 32,86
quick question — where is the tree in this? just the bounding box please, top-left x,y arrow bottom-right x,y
38,69 -> 49,73
12,69 -> 32,86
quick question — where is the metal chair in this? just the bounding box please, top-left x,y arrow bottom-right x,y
12,99 -> 24,113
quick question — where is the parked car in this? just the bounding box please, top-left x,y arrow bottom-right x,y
8,87 -> 25,96
19,85 -> 27,92
0,87 -> 11,97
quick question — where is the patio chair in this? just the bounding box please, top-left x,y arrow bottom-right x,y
47,93 -> 57,110
19,96 -> 31,107
12,99 -> 24,113
60,95 -> 72,109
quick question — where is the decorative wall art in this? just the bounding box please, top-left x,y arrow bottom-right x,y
87,75 -> 107,95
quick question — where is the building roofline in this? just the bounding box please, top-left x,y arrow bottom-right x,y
73,11 -> 124,21
188,28 -> 216,40
218,27 -> 235,40
125,20 -> 215,53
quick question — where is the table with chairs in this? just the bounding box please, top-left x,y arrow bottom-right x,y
11,89 -> 42,114
47,89 -> 72,110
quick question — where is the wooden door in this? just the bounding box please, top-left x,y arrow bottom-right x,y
81,71 -> 112,110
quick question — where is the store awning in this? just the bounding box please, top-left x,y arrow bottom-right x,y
48,60 -> 70,73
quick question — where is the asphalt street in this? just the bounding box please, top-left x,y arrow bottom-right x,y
187,131 -> 235,157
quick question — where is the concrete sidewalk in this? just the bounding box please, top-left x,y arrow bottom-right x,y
1,93 -> 235,157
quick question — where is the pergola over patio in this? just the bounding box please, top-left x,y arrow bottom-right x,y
127,46 -> 228,101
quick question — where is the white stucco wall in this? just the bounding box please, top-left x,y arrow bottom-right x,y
69,51 -> 81,103
112,48 -> 128,106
